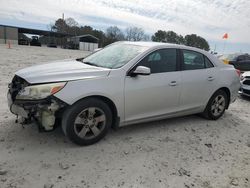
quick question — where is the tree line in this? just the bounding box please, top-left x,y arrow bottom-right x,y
43,17 -> 210,51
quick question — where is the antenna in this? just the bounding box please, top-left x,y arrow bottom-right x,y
62,13 -> 64,20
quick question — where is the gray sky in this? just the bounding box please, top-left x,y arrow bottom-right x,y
0,0 -> 250,53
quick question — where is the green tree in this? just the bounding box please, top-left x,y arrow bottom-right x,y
164,31 -> 181,44
177,35 -> 185,44
151,30 -> 184,44
51,18 -> 107,47
92,29 -> 106,47
52,18 -> 67,33
151,30 -> 167,42
184,34 -> 210,51
79,26 -> 94,34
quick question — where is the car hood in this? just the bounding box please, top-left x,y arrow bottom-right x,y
16,59 -> 111,84
242,71 -> 250,77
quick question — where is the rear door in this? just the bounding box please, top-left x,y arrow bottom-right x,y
124,48 -> 181,122
179,50 -> 218,111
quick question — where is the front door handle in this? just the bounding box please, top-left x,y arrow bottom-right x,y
207,76 -> 214,81
169,81 -> 177,86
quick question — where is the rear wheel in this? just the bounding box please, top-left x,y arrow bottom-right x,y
62,98 -> 112,145
202,90 -> 228,120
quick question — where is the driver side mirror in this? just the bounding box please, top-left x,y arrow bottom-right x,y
131,66 -> 151,76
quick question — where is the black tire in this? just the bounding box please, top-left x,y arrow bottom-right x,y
62,98 -> 112,146
202,90 -> 228,120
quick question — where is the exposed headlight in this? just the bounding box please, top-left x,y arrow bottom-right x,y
16,82 -> 66,100
240,75 -> 245,81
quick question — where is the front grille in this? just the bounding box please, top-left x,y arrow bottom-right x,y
9,75 -> 29,101
243,79 -> 250,86
243,89 -> 250,95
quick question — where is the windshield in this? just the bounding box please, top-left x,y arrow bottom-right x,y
82,43 -> 149,69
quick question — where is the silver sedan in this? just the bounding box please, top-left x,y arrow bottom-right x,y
8,42 -> 241,145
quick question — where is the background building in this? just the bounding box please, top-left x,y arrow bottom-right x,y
0,24 -> 68,46
67,34 -> 99,51
0,25 -> 18,44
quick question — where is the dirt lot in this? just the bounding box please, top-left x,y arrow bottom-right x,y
0,44 -> 250,188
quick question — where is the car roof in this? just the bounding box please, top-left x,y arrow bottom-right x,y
117,41 -> 225,67
119,41 -> 208,53
121,41 -> 183,48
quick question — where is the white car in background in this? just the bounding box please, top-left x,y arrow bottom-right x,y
7,42 -> 240,145
239,71 -> 250,97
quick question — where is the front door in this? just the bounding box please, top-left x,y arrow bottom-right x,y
124,48 -> 181,123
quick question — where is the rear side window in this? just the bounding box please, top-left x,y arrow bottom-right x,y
182,50 -> 214,70
138,48 -> 177,73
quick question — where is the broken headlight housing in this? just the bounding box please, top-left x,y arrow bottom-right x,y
16,82 -> 66,100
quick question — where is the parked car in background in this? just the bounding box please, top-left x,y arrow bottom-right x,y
239,71 -> 250,97
7,42 -> 240,145
63,41 -> 78,50
30,36 -> 41,47
18,38 -> 29,45
47,43 -> 57,48
219,53 -> 250,72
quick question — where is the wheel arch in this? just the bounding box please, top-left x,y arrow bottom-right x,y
72,95 -> 119,129
213,87 -> 231,109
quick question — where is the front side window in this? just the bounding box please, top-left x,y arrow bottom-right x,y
82,43 -> 149,69
138,49 -> 177,73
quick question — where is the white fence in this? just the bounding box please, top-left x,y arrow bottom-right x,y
79,42 -> 98,51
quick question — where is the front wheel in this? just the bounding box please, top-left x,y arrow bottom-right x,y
202,90 -> 228,120
62,98 -> 112,145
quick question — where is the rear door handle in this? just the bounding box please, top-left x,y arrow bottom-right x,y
207,76 -> 214,81
169,81 -> 177,86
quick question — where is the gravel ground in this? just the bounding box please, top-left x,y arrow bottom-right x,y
0,44 -> 250,188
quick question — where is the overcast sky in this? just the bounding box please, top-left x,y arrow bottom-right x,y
0,0 -> 250,53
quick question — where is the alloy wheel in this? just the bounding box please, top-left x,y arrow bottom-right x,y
211,95 -> 226,116
74,107 -> 106,140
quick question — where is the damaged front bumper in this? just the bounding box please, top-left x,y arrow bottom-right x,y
8,91 -> 29,118
7,86 -> 67,131
238,86 -> 250,97
8,91 -> 67,131
238,77 -> 250,97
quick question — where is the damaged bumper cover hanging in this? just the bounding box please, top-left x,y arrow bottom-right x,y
7,76 -> 68,131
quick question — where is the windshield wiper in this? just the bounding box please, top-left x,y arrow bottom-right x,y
83,62 -> 101,67
76,57 -> 84,61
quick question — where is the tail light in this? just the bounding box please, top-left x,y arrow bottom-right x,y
235,69 -> 241,77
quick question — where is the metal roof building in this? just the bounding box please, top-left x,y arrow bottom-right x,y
67,34 -> 99,51
0,24 -> 69,45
